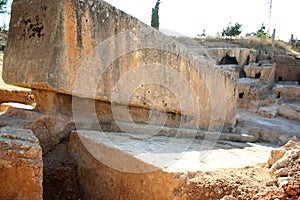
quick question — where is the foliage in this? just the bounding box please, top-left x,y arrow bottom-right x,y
0,0 -> 7,14
221,22 -> 242,37
256,23 -> 271,39
151,0 -> 161,30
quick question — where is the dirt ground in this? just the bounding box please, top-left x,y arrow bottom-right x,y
176,141 -> 300,200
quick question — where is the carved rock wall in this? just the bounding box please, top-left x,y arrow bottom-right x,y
274,55 -> 300,82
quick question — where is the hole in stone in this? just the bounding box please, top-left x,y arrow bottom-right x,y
239,92 -> 244,99
147,91 -> 151,94
255,73 -> 261,79
277,92 -> 281,98
246,55 -> 250,65
278,76 -> 283,81
239,69 -> 246,78
219,55 -> 238,65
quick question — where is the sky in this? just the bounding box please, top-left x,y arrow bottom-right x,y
105,0 -> 300,42
1,0 -> 299,42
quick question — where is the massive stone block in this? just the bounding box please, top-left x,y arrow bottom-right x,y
0,127 -> 43,200
3,0 -> 237,130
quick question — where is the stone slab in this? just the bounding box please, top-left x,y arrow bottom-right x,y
0,126 -> 43,200
69,130 -> 276,199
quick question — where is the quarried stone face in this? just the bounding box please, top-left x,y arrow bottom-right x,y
3,0 -> 237,130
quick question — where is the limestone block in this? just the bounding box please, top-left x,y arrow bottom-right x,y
277,102 -> 300,122
237,78 -> 269,110
3,0 -> 237,130
0,127 -> 43,200
69,130 -> 274,200
68,130 -> 185,200
258,105 -> 278,118
3,0 -> 147,92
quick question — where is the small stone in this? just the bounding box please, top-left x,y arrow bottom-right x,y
268,149 -> 286,167
266,179 -> 276,187
273,168 -> 289,177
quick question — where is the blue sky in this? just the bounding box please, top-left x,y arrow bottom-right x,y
1,0 -> 299,41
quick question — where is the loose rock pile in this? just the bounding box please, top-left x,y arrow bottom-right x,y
264,140 -> 300,199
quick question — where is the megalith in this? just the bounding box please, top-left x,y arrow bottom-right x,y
3,0 -> 237,131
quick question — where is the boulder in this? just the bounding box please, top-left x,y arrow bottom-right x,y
0,127 -> 43,200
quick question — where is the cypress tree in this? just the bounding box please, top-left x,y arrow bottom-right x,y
151,0 -> 161,30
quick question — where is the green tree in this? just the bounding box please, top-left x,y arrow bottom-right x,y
0,0 -> 8,14
256,23 -> 271,39
221,22 -> 242,37
151,0 -> 161,30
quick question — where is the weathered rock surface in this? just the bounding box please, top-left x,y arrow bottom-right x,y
0,126 -> 43,200
277,102 -> 300,122
258,105 -> 278,118
237,109 -> 300,145
274,55 -> 300,82
0,88 -> 35,105
69,130 -> 275,200
237,78 -> 269,110
0,106 -> 74,153
205,48 -> 256,66
243,63 -> 275,83
268,141 -> 300,186
3,0 -> 237,130
273,84 -> 300,102
0,52 -> 35,105
68,131 -> 184,200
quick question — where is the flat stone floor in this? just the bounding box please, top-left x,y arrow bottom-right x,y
237,109 -> 300,144
74,130 -> 278,173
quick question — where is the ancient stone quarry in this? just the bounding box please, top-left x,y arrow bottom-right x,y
0,0 -> 299,199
